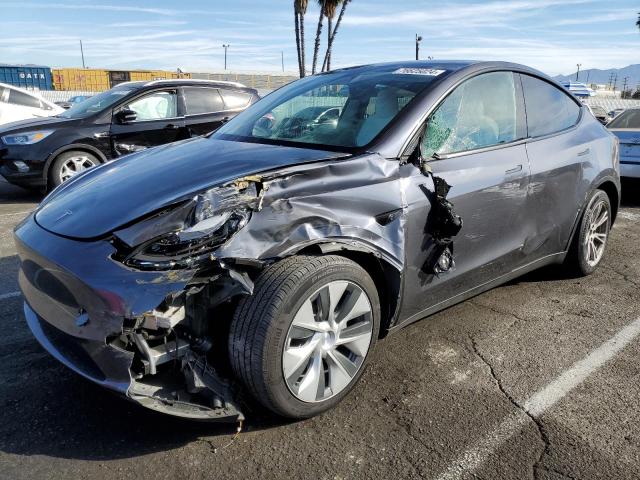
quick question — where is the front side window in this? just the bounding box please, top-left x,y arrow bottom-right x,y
214,67 -> 447,150
422,71 -> 519,157
606,109 -> 640,129
125,90 -> 177,121
7,89 -> 42,109
184,87 -> 225,115
521,75 -> 580,137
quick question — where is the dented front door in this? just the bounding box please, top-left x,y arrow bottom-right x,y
396,70 -> 534,323
398,145 -> 531,323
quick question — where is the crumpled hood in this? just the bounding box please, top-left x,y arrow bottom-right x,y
35,137 -> 349,239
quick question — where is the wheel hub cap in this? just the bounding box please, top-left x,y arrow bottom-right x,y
59,155 -> 97,183
282,280 -> 373,403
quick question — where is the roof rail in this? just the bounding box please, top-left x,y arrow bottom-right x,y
143,78 -> 247,88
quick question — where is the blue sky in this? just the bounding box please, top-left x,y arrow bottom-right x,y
0,0 -> 638,76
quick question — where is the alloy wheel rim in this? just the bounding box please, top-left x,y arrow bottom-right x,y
59,156 -> 96,183
584,199 -> 609,267
282,280 -> 373,403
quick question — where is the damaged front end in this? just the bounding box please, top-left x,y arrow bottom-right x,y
15,177 -> 273,422
15,146 -> 462,421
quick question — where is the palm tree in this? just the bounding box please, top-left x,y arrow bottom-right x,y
319,0 -> 341,72
311,0 -> 326,75
322,0 -> 350,72
294,0 -> 309,77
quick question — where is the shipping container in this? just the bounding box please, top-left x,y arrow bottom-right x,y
52,68 -> 191,91
52,68 -> 110,92
129,70 -> 192,82
0,64 -> 53,90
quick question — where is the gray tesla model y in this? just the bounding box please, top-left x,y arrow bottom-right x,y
14,61 -> 620,421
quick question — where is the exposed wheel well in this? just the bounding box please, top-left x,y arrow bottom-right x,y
597,181 -> 619,223
294,245 -> 401,337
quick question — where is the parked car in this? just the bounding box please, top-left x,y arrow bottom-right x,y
55,95 -> 93,110
607,107 -> 640,178
14,61 -> 620,421
608,108 -> 625,118
587,104 -> 611,125
0,79 -> 259,189
0,82 -> 63,125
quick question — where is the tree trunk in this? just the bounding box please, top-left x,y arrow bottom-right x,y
295,11 -> 303,77
300,12 -> 306,77
311,9 -> 324,75
321,0 -> 349,72
324,17 -> 332,72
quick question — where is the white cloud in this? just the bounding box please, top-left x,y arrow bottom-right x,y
344,0 -> 596,27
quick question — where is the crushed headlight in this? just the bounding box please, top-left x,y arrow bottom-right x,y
112,180 -> 259,270
2,130 -> 54,145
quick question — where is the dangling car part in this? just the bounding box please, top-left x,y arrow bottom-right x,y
15,60 -> 619,421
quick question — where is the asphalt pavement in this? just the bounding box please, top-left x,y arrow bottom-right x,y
0,176 -> 639,480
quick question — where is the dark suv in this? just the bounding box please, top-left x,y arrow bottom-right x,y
0,79 -> 259,189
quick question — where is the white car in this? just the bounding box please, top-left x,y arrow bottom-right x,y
0,82 -> 63,125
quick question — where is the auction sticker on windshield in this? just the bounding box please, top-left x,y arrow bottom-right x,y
393,68 -> 446,76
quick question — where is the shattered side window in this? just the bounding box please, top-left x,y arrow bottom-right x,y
422,72 -> 519,157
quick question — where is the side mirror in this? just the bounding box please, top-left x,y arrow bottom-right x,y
115,109 -> 137,124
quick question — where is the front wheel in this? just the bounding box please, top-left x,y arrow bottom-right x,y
229,255 -> 380,418
564,189 -> 611,276
49,150 -> 100,189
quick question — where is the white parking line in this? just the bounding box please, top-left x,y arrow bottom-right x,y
0,291 -> 21,301
435,316 -> 640,480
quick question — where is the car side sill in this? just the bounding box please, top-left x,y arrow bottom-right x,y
389,251 -> 566,333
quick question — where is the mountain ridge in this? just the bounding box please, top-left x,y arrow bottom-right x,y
553,64 -> 640,91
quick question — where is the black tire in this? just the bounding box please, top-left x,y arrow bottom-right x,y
564,189 -> 611,276
49,150 -> 100,189
229,255 -> 381,419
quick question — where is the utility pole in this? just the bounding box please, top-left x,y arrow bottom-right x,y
281,51 -> 285,72
585,71 -> 590,84
415,34 -> 422,61
613,73 -> 618,92
608,72 -> 614,90
222,44 -> 230,70
575,63 -> 581,81
622,76 -> 629,98
79,40 -> 86,69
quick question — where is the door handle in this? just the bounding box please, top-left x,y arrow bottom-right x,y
577,148 -> 591,157
165,123 -> 180,129
505,164 -> 523,174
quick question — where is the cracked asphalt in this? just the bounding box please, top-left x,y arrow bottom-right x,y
1,177 -> 639,480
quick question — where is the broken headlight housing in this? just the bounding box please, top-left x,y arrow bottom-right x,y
113,182 -> 258,270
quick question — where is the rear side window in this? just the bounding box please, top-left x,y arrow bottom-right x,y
7,89 -> 42,109
521,75 -> 580,137
221,90 -> 251,109
184,87 -> 225,115
422,71 -> 520,156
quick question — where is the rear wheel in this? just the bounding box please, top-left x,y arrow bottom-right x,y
564,189 -> 611,276
49,150 -> 100,188
229,255 -> 380,418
